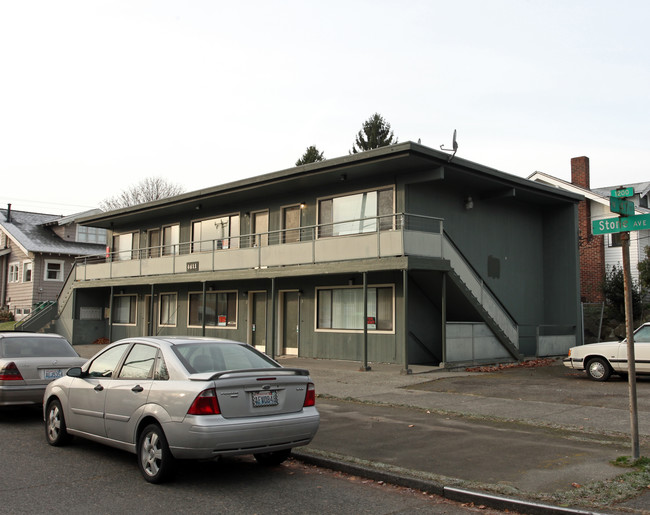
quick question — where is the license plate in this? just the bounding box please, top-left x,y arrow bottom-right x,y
252,391 -> 278,408
44,369 -> 64,380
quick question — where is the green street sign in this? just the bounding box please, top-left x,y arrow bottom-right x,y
593,213 -> 650,235
610,196 -> 635,216
611,187 -> 634,198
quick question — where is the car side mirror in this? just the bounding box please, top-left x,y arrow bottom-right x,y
67,367 -> 83,378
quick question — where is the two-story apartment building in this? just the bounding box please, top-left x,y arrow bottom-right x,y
0,206 -> 106,320
54,142 -> 583,369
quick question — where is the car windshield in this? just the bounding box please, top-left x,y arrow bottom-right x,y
0,336 -> 78,358
173,342 -> 279,374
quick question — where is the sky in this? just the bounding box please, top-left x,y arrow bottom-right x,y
1,1 -> 649,215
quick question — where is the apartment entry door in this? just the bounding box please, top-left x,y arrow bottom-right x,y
248,291 -> 267,352
280,290 -> 300,356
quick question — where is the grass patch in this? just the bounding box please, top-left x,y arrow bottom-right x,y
0,321 -> 18,331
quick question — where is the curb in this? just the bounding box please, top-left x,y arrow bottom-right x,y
291,451 -> 607,515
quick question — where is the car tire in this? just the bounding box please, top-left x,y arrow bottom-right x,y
254,449 -> 291,466
45,399 -> 72,446
586,357 -> 612,382
138,423 -> 175,483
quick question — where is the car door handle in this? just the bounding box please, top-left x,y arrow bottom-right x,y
131,385 -> 144,393
94,384 -> 104,391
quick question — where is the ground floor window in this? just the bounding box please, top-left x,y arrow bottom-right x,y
113,294 -> 137,325
188,291 -> 237,328
159,293 -> 177,327
316,285 -> 394,332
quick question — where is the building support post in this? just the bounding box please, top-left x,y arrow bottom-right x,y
149,284 -> 155,336
270,278 -> 276,360
108,286 -> 114,343
201,281 -> 207,337
621,231 -> 640,459
441,272 -> 447,366
402,269 -> 412,375
360,272 -> 371,371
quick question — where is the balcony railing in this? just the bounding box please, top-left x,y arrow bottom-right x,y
74,213 -> 444,281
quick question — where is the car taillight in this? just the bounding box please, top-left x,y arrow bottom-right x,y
187,388 -> 221,415
303,383 -> 316,407
0,362 -> 23,381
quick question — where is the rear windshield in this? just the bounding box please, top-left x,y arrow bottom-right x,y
173,342 -> 279,374
0,336 -> 78,358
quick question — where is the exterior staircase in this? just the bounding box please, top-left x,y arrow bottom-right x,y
442,232 -> 522,361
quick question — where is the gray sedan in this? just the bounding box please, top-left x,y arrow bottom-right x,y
43,336 -> 320,483
0,332 -> 86,406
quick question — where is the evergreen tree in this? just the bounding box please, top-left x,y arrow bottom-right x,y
350,113 -> 397,154
295,146 -> 325,166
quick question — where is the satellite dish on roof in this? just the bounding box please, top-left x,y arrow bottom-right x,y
440,129 -> 458,162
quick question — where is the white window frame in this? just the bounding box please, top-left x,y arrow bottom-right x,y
22,260 -> 33,282
159,292 -> 178,327
314,283 -> 395,334
8,262 -> 19,283
44,259 -> 65,281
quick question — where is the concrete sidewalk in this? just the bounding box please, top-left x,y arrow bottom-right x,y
74,345 -> 650,513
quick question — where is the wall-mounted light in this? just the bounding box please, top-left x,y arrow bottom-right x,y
299,202 -> 306,209
465,197 -> 474,210
340,174 -> 347,181
195,204 -> 201,211
242,291 -> 248,298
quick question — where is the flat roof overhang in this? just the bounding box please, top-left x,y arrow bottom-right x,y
78,142 -> 583,229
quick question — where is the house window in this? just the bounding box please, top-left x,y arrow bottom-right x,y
22,261 -> 33,282
112,232 -> 138,261
77,225 -> 107,244
9,263 -> 19,283
609,233 -> 623,247
192,215 -> 240,252
318,187 -> 394,238
113,295 -> 137,325
159,293 -> 177,326
188,291 -> 237,328
316,285 -> 394,332
44,260 -> 64,281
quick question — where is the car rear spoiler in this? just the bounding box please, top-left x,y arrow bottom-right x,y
189,368 -> 311,381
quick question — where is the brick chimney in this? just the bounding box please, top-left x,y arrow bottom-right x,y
571,156 -> 590,189
570,156 -> 604,303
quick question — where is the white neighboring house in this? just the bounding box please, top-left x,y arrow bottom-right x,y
529,171 -> 650,287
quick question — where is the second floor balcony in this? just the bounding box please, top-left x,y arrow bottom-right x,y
74,214 -> 444,282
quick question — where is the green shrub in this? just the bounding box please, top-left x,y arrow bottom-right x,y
0,310 -> 14,322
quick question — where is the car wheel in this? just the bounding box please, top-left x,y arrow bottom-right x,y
45,399 -> 72,446
586,357 -> 612,381
254,449 -> 291,466
138,424 -> 175,483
